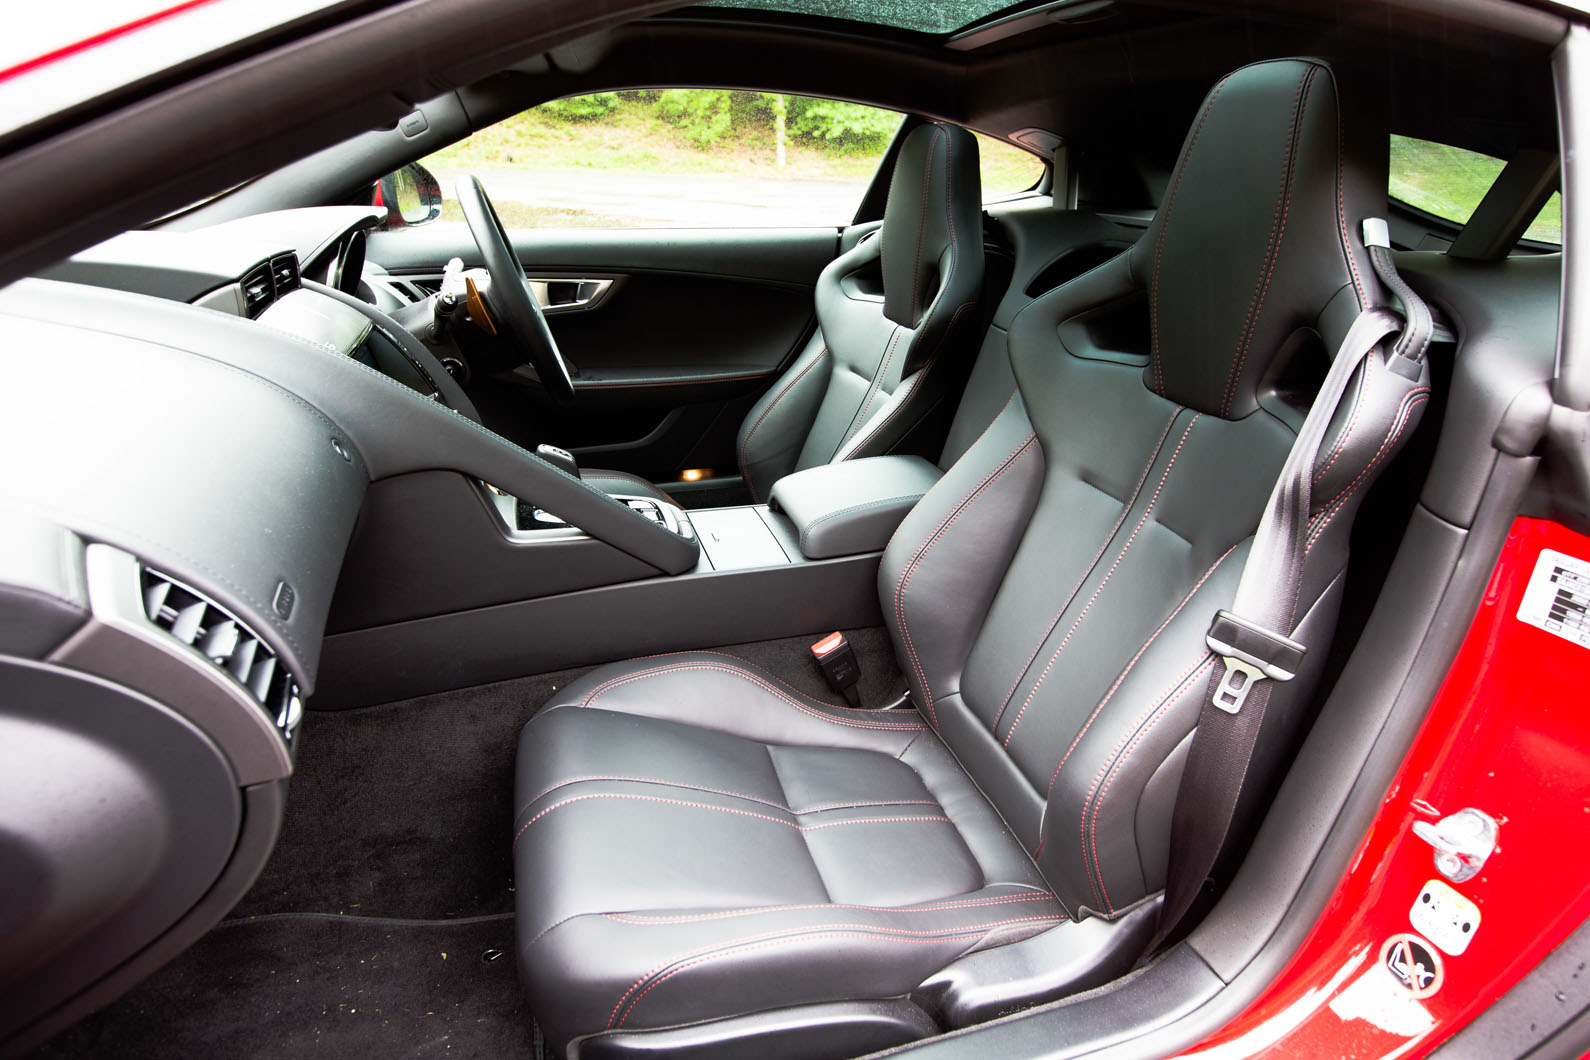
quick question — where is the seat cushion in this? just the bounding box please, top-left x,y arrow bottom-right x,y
513,651 -> 1064,1052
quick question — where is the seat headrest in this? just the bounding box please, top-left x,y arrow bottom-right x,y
1130,58 -> 1388,418
881,122 -> 983,329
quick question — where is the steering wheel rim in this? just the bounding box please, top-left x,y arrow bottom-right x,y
455,174 -> 575,404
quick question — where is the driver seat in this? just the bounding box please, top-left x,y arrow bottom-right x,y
514,58 -> 1426,1057
583,121 -> 987,504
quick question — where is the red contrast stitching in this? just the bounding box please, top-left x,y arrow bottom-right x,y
514,792 -> 951,849
843,300 -> 975,459
846,129 -> 965,459
515,773 -> 937,821
1001,414 -> 1203,750
600,891 -> 1059,925
603,649 -> 913,716
1311,350 -> 1378,486
1334,71 -> 1369,311
895,432 -> 1040,730
836,327 -> 905,456
906,127 -> 942,323
1221,66 -> 1315,417
608,913 -> 1063,1028
1085,656 -> 1218,908
1150,77 -> 1230,395
739,346 -> 830,502
1072,545 -> 1239,898
1305,390 -> 1429,552
990,410 -> 1179,730
577,662 -> 925,731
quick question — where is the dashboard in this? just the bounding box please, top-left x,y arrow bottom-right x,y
0,205 -> 695,1049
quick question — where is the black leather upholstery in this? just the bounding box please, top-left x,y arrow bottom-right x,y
769,454 -> 943,558
738,123 -> 986,501
588,122 -> 987,504
515,652 -> 1064,1051
514,59 -> 1428,1057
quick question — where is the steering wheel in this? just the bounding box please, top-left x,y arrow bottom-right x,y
455,174 -> 575,404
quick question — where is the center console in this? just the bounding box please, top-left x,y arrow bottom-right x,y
315,455 -> 945,708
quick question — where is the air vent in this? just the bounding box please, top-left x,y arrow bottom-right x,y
242,262 -> 275,317
271,254 -> 300,295
140,568 -> 301,745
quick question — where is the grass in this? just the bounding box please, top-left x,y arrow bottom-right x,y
1390,134 -> 1561,243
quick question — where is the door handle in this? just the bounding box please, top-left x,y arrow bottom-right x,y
525,277 -> 618,315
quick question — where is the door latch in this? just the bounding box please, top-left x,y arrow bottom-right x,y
1412,808 -> 1497,883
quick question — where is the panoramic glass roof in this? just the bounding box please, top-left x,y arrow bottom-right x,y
699,0 -> 1020,34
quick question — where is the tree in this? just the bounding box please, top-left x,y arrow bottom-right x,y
790,98 -> 900,150
766,93 -> 788,168
657,89 -> 734,146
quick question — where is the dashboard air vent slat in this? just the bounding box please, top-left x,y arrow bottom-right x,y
227,635 -> 259,683
271,254 -> 300,295
248,654 -> 278,703
200,618 -> 240,661
140,568 -> 300,746
242,262 -> 274,317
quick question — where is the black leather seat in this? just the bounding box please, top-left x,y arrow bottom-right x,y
514,58 -> 1428,1058
584,121 -> 987,504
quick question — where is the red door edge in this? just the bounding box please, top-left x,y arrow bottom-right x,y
1176,517 -> 1590,1060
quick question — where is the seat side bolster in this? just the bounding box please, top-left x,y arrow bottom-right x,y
879,396 -> 1045,731
736,333 -> 834,502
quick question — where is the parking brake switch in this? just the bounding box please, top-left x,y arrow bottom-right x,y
811,632 -> 863,709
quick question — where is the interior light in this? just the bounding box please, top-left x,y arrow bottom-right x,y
681,468 -> 711,482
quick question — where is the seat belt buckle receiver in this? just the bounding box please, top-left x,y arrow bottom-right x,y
1205,610 -> 1307,714
811,632 -> 864,709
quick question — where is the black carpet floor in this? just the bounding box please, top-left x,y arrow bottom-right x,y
36,915 -> 532,1060
31,626 -> 903,1057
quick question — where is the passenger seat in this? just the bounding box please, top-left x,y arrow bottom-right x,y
512,58 -> 1428,1058
583,121 -> 987,503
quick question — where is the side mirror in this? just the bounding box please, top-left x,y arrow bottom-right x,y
377,163 -> 444,227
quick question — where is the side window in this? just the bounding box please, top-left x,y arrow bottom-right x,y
1389,134 -> 1561,245
421,90 -> 904,229
975,133 -> 1046,200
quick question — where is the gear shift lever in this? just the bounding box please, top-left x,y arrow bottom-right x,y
535,443 -> 581,479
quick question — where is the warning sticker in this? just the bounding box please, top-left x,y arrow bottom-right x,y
1380,933 -> 1444,998
1410,879 -> 1481,956
1517,549 -> 1590,648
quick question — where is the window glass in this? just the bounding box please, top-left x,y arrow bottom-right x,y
1389,134 -> 1561,245
695,0 -> 1013,36
976,133 -> 1046,199
421,90 -> 905,229
1525,192 -> 1563,245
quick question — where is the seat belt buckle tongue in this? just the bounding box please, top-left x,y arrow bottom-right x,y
811,632 -> 863,709
1205,610 -> 1307,715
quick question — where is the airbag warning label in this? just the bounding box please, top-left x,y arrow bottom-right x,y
1518,549 -> 1590,649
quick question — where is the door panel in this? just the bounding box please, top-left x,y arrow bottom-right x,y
366,224 -> 837,479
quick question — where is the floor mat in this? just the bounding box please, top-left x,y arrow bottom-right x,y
234,665 -> 591,921
33,915 -> 535,1060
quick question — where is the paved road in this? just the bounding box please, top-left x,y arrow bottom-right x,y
434,166 -> 868,228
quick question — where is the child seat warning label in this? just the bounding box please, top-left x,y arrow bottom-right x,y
1518,549 -> 1590,649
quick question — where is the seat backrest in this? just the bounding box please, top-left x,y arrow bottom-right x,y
880,59 -> 1429,918
735,122 -> 986,501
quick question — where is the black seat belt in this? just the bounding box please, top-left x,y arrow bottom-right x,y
1147,220 -> 1432,954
